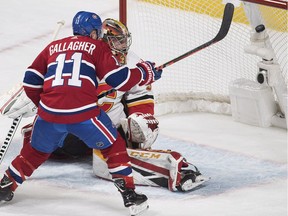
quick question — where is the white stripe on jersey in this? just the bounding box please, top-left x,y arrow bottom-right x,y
22,83 -> 43,89
39,101 -> 97,113
91,117 -> 116,143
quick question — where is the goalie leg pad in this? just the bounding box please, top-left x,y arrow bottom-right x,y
93,147 -> 208,192
167,151 -> 184,191
129,149 -> 209,192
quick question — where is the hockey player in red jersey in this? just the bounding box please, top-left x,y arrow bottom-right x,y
0,11 -> 163,215
0,18 -> 208,195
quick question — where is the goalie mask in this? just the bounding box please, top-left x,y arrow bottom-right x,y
101,18 -> 132,65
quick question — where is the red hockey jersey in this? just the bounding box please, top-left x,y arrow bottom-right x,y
23,35 -> 143,123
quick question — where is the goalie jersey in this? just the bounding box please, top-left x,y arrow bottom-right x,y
96,51 -> 155,127
93,52 -> 207,192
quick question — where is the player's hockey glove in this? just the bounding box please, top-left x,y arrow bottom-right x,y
137,61 -> 162,86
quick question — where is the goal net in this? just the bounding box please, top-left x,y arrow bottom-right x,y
122,0 -> 287,116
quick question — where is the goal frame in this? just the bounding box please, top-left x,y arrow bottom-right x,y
118,0 -> 287,129
119,0 -> 127,25
241,0 -> 288,10
119,0 -> 287,21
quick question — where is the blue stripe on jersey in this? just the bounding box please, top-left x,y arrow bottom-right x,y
109,166 -> 133,176
23,70 -> 44,86
8,167 -> 23,184
46,61 -> 97,86
104,67 -> 130,89
39,101 -> 98,116
80,63 -> 97,86
45,64 -> 57,78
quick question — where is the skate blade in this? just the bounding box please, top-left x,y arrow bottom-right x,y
0,197 -> 13,205
0,191 -> 14,204
0,200 -> 9,205
128,201 -> 149,216
182,176 -> 211,191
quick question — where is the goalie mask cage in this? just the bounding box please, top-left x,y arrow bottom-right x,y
119,0 -> 287,116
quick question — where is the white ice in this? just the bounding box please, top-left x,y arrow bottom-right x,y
0,1 -> 287,216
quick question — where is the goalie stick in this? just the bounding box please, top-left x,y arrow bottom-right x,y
0,20 -> 65,165
0,115 -> 22,165
52,20 -> 65,41
97,3 -> 235,99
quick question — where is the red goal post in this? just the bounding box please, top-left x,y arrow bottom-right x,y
119,0 -> 287,117
241,0 -> 288,10
119,0 -> 127,25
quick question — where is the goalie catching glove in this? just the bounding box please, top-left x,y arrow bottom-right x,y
121,112 -> 159,149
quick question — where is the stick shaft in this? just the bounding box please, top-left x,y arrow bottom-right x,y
0,116 -> 22,164
98,3 -> 234,99
52,20 -> 65,40
156,3 -> 234,70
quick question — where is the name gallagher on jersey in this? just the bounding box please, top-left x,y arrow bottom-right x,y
49,41 -> 96,56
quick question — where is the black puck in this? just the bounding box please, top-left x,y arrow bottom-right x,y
255,24 -> 265,33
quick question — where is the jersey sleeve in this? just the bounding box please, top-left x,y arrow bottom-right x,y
95,43 -> 144,92
124,84 -> 155,115
23,46 -> 49,106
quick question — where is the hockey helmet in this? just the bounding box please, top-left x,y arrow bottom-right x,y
101,18 -> 132,59
72,11 -> 102,37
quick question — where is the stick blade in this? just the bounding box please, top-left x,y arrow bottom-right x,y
214,3 -> 235,41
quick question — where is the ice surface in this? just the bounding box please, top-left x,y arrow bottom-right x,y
0,1 -> 286,216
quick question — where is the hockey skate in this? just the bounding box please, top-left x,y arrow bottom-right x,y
114,179 -> 149,216
177,169 -> 210,192
0,175 -> 14,202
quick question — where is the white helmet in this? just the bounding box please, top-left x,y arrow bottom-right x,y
101,18 -> 132,65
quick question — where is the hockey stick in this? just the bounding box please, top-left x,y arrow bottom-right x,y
156,2 -> 234,70
97,3 -> 234,99
0,86 -> 25,165
0,20 -> 65,165
0,115 -> 23,164
52,20 -> 65,40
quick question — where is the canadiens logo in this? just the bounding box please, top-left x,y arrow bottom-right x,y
92,14 -> 99,19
